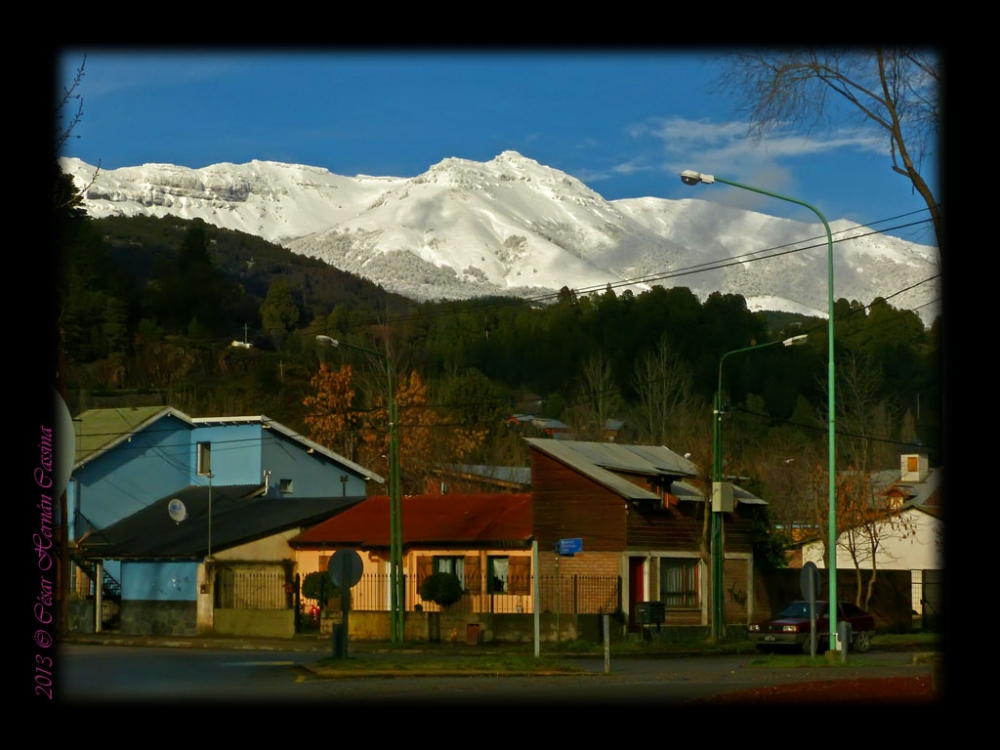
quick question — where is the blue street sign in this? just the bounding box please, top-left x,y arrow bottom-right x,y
557,538 -> 583,556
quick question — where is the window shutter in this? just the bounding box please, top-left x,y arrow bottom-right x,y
465,555 -> 482,594
417,555 -> 433,585
509,556 -> 531,595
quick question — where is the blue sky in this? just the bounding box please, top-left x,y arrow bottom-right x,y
57,50 -> 939,248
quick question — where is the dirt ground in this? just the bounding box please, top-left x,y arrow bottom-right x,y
697,675 -> 936,704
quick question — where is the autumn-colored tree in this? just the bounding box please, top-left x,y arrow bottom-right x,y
434,367 -> 505,465
835,469 -> 917,611
358,370 -> 455,494
303,363 -> 361,462
806,459 -> 917,610
307,356 -> 485,492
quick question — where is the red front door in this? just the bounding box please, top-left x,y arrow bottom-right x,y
628,557 -> 645,632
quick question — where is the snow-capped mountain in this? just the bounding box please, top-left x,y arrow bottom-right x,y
61,152 -> 941,325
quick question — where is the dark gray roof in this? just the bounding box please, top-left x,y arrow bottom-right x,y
672,480 -> 766,506
78,484 -> 364,559
442,464 -> 532,487
527,439 -> 698,478
527,438 -> 762,505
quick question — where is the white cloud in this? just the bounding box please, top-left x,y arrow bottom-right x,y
60,53 -> 248,99
630,116 -> 884,181
611,159 -> 654,176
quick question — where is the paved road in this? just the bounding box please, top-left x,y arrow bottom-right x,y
58,644 -> 934,705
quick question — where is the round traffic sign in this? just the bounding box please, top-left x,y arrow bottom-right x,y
327,549 -> 364,589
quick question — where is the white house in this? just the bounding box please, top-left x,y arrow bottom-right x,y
802,454 -> 942,616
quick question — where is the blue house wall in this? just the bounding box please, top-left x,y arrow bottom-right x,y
122,561 -> 198,601
190,422 -> 264,487
72,411 -> 378,624
120,561 -> 199,636
70,414 -> 193,541
261,430 -> 368,498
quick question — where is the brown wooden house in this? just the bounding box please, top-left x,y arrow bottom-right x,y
527,439 -> 763,632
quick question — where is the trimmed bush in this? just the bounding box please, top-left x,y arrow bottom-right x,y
420,572 -> 464,607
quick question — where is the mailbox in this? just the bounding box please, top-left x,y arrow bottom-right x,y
635,601 -> 665,625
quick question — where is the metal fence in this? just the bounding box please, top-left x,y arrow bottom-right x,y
918,569 -> 944,632
215,568 -> 288,610
303,573 -> 621,615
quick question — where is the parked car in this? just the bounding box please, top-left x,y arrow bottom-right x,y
749,600 -> 875,653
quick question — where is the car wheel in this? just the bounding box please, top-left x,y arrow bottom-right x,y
854,631 -> 872,653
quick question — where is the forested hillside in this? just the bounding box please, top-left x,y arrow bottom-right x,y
56,202 -> 942,516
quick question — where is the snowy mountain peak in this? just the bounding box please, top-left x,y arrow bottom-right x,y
61,153 -> 940,325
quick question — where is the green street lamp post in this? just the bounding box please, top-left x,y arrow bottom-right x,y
681,170 -> 839,651
713,335 -> 807,641
317,335 -> 404,642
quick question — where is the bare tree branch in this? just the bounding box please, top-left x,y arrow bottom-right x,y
715,48 -> 941,250
54,55 -> 101,212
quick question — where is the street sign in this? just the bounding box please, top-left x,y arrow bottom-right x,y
327,549 -> 364,588
557,538 -> 583,556
327,549 -> 364,661
800,561 -> 820,657
800,561 -> 819,600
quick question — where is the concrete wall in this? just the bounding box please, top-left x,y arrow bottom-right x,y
330,611 -> 607,643
121,600 -> 197,636
752,568 -> 915,632
68,599 -> 96,633
214,609 -> 295,638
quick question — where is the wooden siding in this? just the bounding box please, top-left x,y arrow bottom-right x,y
625,501 -> 756,554
531,451 -> 626,550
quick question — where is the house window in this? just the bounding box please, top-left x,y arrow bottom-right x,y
279,478 -> 294,494
434,556 -> 466,589
660,558 -> 699,609
197,442 -> 212,476
487,556 -> 509,594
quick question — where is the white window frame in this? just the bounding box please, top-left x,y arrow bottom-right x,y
433,556 -> 466,590
197,442 -> 212,476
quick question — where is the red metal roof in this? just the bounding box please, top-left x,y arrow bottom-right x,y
290,493 -> 532,548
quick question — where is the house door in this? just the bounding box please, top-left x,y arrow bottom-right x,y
628,557 -> 645,632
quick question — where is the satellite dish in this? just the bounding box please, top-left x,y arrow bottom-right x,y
168,498 -> 188,523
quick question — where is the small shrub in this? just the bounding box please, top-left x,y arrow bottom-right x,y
302,571 -> 339,610
420,572 -> 464,607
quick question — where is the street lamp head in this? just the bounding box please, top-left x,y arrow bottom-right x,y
781,334 -> 809,347
316,335 -> 340,348
680,169 -> 715,186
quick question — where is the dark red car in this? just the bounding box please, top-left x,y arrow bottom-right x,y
749,600 -> 875,653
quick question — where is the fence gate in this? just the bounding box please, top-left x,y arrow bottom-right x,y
215,565 -> 290,610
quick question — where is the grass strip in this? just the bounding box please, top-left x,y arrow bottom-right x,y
314,655 -> 582,673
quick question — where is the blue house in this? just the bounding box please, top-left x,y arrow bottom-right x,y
71,406 -> 383,637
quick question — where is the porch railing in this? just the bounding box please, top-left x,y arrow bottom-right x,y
305,574 -> 621,615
